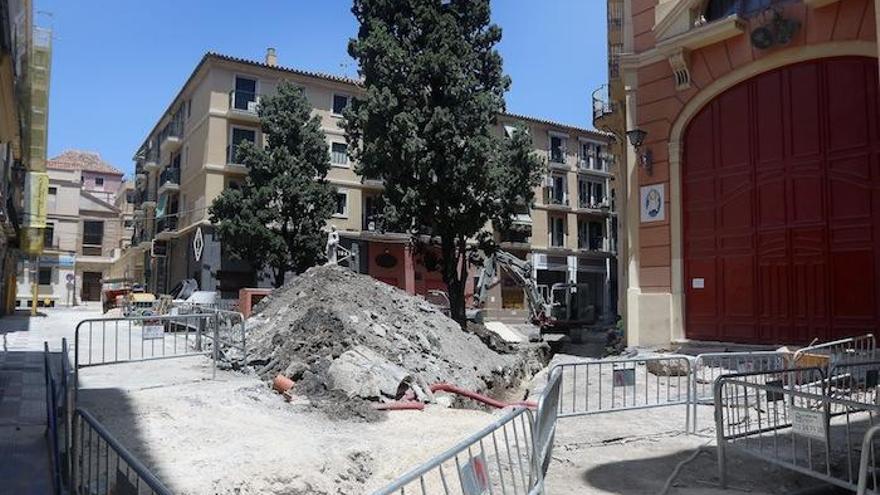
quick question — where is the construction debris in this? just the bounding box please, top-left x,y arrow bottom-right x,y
244,265 -> 548,420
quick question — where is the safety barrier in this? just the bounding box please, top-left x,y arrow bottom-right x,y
372,407 -> 540,495
550,355 -> 693,430
72,407 -> 172,495
533,367 -> 562,477
690,351 -> 789,432
74,313 -> 220,372
827,359 -> 880,413
715,370 -> 880,494
44,342 -> 63,494
793,333 -> 876,367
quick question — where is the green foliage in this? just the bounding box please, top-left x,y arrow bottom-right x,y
344,0 -> 544,324
209,82 -> 336,287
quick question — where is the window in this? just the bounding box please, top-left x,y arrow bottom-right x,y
331,142 -> 348,166
549,174 -> 566,205
125,191 -> 135,204
589,221 -> 604,250
550,216 -> 565,247
48,186 -> 57,195
332,94 -> 350,116
705,0 -> 772,21
577,219 -> 588,249
550,135 -> 566,163
233,76 -> 258,111
83,220 -> 104,246
95,177 -> 104,187
229,127 -> 257,163
43,223 -> 54,248
186,98 -> 192,119
38,267 -> 52,286
334,192 -> 348,218
579,178 -> 605,208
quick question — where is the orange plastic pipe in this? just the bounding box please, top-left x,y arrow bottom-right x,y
430,383 -> 537,410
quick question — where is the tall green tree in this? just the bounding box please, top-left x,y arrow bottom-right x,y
344,0 -> 544,326
210,81 -> 336,288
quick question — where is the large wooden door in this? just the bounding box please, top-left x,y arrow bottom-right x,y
683,57 -> 880,344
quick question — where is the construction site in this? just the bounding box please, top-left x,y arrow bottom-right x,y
6,253 -> 874,494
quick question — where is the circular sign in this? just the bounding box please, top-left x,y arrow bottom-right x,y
66,273 -> 74,282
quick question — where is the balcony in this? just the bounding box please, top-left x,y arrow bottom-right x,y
578,236 -> 614,254
158,167 -> 180,195
155,216 -> 178,240
577,197 -> 611,213
159,120 -> 183,161
577,156 -> 612,175
592,85 -> 616,129
228,90 -> 262,123
144,147 -> 160,172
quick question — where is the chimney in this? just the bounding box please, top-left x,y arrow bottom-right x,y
265,47 -> 277,67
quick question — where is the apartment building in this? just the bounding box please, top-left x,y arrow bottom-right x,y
16,150 -> 128,306
612,0 -> 880,345
126,51 -> 616,322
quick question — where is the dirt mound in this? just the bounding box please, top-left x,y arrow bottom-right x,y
245,264 -> 543,420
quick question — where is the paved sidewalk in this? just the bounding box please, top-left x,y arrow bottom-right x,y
0,305 -> 103,495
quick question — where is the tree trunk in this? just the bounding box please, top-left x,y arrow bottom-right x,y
273,265 -> 286,288
441,236 -> 467,328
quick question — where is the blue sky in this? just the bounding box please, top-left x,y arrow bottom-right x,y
38,1 -> 607,176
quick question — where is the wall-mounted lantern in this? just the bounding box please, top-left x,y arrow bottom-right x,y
626,129 -> 653,176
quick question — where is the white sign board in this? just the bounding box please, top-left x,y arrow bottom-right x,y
613,368 -> 636,387
459,453 -> 489,495
692,278 -> 705,289
143,324 -> 164,340
640,183 -> 665,223
791,407 -> 826,442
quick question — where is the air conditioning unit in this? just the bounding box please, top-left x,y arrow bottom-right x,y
367,221 -> 376,232
247,100 -> 258,113
543,176 -> 554,188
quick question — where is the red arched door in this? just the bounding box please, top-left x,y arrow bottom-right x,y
683,57 -> 880,344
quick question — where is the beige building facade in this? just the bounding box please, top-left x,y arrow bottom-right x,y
126,51 -> 616,321
16,150 -> 129,307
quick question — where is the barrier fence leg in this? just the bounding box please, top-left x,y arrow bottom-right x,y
212,313 -> 219,380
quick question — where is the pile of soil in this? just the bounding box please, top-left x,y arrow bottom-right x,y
244,265 -> 546,420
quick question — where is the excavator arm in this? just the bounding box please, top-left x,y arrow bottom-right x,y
473,249 -> 552,325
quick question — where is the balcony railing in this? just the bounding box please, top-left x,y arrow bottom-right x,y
578,197 -> 610,210
157,216 -> 178,234
578,236 -> 614,253
592,84 -> 615,125
159,167 -> 180,188
229,90 -> 261,113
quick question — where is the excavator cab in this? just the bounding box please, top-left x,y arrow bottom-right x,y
548,282 -> 592,327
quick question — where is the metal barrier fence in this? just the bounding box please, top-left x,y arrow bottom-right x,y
44,342 -> 63,494
793,334 -> 876,367
533,367 -> 562,477
74,313 -> 219,371
715,370 -> 880,494
72,407 -> 172,495
372,407 -> 540,495
550,355 -> 693,430
691,351 -> 789,432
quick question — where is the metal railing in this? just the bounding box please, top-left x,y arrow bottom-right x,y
372,407 -> 540,495
691,351 -> 789,432
793,334 -> 876,367
715,372 -> 880,494
229,90 -> 261,113
72,407 -> 172,495
158,167 -> 179,188
550,355 -> 693,430
44,341 -> 64,494
591,84 -> 614,124
533,367 -> 562,477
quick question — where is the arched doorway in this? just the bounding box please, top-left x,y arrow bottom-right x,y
682,56 -> 880,344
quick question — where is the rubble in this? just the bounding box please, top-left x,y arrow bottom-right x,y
244,265 -> 548,419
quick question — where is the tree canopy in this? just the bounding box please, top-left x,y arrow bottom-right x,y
344,0 -> 544,324
209,81 -> 336,287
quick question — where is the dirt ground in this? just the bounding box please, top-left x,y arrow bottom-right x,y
77,356 -> 506,495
